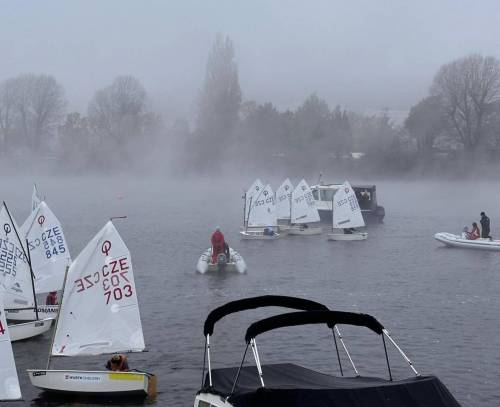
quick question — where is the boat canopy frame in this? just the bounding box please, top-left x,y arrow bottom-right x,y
201,296 -> 360,389
226,310 -> 420,400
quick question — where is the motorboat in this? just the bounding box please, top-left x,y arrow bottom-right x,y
194,296 -> 461,407
435,232 -> 500,251
27,221 -> 156,397
311,183 -> 385,223
196,247 -> 247,274
327,181 -> 368,241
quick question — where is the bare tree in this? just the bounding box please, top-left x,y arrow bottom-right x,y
0,78 -> 18,155
431,54 -> 500,151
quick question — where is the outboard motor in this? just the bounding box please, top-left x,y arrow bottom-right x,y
216,253 -> 228,272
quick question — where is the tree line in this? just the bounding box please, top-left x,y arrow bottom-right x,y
1,34 -> 499,175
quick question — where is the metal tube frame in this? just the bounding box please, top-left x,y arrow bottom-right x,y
228,343 -> 249,399
250,338 -> 265,387
331,328 -> 343,376
382,333 -> 393,381
335,326 -> 359,376
383,329 -> 420,376
206,334 -> 213,386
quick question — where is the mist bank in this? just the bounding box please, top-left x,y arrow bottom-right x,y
1,36 -> 500,179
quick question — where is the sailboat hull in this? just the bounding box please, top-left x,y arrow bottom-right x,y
281,225 -> 322,235
27,370 -> 155,396
327,232 -> 368,241
240,230 -> 280,240
6,305 -> 59,322
9,318 -> 54,342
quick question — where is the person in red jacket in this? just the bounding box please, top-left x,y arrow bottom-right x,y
46,291 -> 58,305
211,226 -> 225,264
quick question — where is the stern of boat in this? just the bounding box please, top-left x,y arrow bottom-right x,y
195,392 -> 234,407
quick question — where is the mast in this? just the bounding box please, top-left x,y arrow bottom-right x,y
331,192 -> 335,232
46,265 -> 69,370
3,201 -> 38,318
245,196 -> 253,233
26,239 -> 39,321
243,192 -> 247,229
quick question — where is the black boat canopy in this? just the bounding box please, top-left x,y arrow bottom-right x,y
245,310 -> 384,342
204,295 -> 328,336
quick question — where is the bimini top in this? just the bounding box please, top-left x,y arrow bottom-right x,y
205,363 -> 461,407
245,310 -> 384,342
203,295 -> 328,336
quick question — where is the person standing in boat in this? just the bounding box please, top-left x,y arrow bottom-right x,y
480,212 -> 491,239
211,226 -> 225,263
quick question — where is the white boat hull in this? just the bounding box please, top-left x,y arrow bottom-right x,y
27,369 -> 155,396
9,318 -> 54,342
327,232 -> 368,241
6,305 -> 59,322
240,230 -> 280,240
196,248 -> 247,274
195,392 -> 233,406
434,232 -> 500,251
280,225 -> 322,235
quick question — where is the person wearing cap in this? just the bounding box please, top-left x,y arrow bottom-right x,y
105,354 -> 130,372
480,212 -> 491,239
211,226 -> 225,264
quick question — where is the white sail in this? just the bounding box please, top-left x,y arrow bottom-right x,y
244,179 -> 264,220
276,178 -> 294,220
0,303 -> 21,400
32,184 -> 42,212
21,201 -> 72,294
52,221 -> 145,356
291,179 -> 320,224
0,204 -> 35,310
332,181 -> 365,229
247,184 -> 277,227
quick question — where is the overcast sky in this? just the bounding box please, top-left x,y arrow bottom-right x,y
2,0 -> 499,119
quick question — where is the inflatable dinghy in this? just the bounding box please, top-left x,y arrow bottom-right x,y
435,232 -> 500,251
197,248 -> 247,274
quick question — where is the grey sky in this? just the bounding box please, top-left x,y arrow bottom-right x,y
2,0 -> 499,119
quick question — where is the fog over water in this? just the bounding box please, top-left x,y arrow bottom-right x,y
3,176 -> 500,406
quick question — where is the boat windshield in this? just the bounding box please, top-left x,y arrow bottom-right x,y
320,189 -> 335,202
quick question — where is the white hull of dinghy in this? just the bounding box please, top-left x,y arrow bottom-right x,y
6,305 -> 59,322
327,232 -> 368,241
434,233 -> 500,251
196,248 -> 247,274
27,369 -> 154,396
281,225 -> 322,236
9,318 -> 54,342
240,230 -> 280,240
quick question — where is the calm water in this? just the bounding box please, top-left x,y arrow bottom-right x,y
4,176 -> 500,407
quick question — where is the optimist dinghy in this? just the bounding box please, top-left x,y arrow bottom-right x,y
27,221 -> 156,397
0,202 -> 55,340
197,247 -> 247,274
281,179 -> 322,235
7,201 -> 72,322
0,305 -> 22,400
434,232 -> 500,251
194,296 -> 461,407
327,181 -> 367,241
240,184 -> 280,239
276,178 -> 293,229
